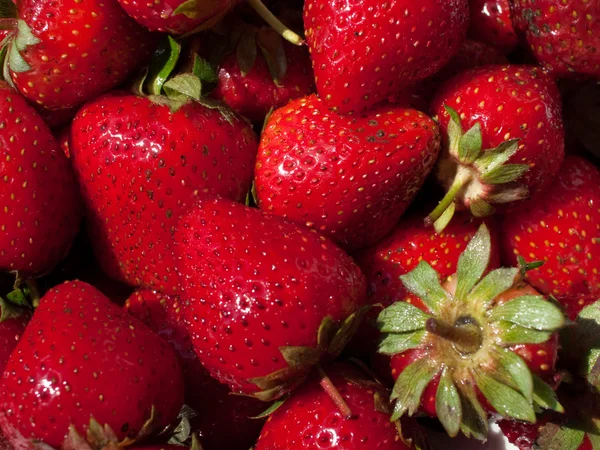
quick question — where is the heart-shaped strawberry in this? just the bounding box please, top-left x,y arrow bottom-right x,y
254,94 -> 441,251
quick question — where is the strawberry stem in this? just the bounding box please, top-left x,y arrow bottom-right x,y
426,168 -> 471,231
425,318 -> 482,355
246,0 -> 304,46
318,366 -> 353,419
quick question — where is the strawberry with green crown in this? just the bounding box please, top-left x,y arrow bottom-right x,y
377,224 -> 565,440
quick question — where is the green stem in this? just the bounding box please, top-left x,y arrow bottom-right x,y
247,0 -> 304,46
425,318 -> 482,355
426,168 -> 471,228
318,366 -> 353,419
25,280 -> 41,308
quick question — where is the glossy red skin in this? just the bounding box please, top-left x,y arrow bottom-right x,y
70,93 -> 258,292
176,198 -> 366,394
117,0 -> 236,34
213,41 -> 315,123
0,83 -> 82,276
125,290 -> 265,450
0,281 -> 184,450
10,0 -> 158,111
510,0 -> 600,79
255,95 -> 440,251
0,312 -> 29,374
501,156 -> 600,320
303,0 -> 470,114
255,364 -> 412,450
431,65 -> 565,213
469,0 -> 518,54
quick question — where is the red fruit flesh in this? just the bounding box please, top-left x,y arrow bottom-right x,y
176,198 -> 366,395
468,0 -> 518,54
0,281 -> 184,449
304,0 -> 470,114
70,93 -> 257,292
255,95 -> 441,251
255,363 -> 413,450
9,0 -> 158,110
0,82 -> 82,276
501,156 -> 600,320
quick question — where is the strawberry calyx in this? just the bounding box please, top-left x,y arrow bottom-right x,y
377,224 -> 565,440
427,106 -> 530,232
248,306 -> 372,402
173,0 -> 236,36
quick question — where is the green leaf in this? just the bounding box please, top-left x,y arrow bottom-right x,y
146,36 -> 182,96
538,423 -> 586,450
458,382 -> 489,441
390,359 -> 439,420
532,374 -> 563,413
279,346 -> 321,370
399,261 -> 448,314
474,370 -> 536,422
469,198 -> 496,218
376,302 -> 430,333
588,431 -> 600,450
163,73 -> 202,101
0,0 -> 17,19
173,0 -> 220,19
445,105 -> 463,158
378,330 -> 425,355
8,20 -> 41,73
435,367 -> 462,437
474,139 -> 520,174
458,123 -> 482,164
251,396 -> 288,419
5,288 -> 28,307
455,224 -> 491,301
565,300 -> 600,387
467,268 -> 518,308
489,295 -> 565,331
497,349 -> 533,402
236,31 -> 258,76
481,163 -> 530,185
192,54 -> 218,84
316,315 -> 336,352
499,321 -> 553,344
0,297 -> 23,322
328,306 -> 371,357
433,201 -> 456,234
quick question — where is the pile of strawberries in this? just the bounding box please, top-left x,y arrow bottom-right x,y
1,0 -> 600,449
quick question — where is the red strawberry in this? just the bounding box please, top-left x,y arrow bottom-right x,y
0,82 -> 82,277
70,92 -> 257,292
254,95 -> 440,251
303,0 -> 470,114
427,65 -> 564,231
510,0 -> 600,79
125,289 -> 265,450
2,0 -> 158,111
498,417 -> 554,450
254,363 -> 414,450
501,156 -> 600,320
468,0 -> 518,54
117,0 -> 236,34
0,281 -> 184,449
0,296 -> 29,374
176,197 -> 366,400
377,224 -> 565,441
212,27 -> 315,123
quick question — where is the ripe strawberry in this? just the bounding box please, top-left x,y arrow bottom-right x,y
0,281 -> 184,449
254,95 -> 440,251
468,0 -> 518,54
303,0 -> 470,114
176,197 -> 366,400
377,224 -> 565,440
0,82 -> 82,277
428,65 -> 565,231
501,156 -> 600,320
117,0 -> 236,34
70,92 -> 257,292
212,27 -> 315,124
510,0 -> 600,79
254,363 -> 414,450
2,0 -> 158,111
125,290 -> 265,450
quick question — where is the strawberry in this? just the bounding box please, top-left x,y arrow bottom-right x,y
69,91 -> 257,292
501,156 -> 600,320
468,0 -> 518,54
125,289 -> 265,450
211,26 -> 315,124
376,224 -> 565,441
254,95 -> 440,251
303,0 -> 470,114
117,0 -> 236,34
176,197 -> 366,400
427,65 -> 565,231
254,363 -> 415,450
510,0 -> 600,79
0,289 -> 30,374
1,0 -> 159,111
0,82 -> 82,277
0,280 -> 184,449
